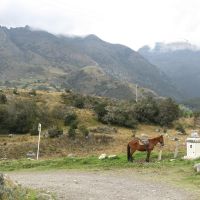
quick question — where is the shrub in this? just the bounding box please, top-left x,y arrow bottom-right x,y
1,100 -> 40,134
0,94 -> 7,104
7,100 -> 39,134
73,98 -> 84,108
175,123 -> 186,134
94,103 -> 108,121
48,127 -> 63,138
156,98 -> 180,126
29,89 -> 37,96
79,125 -> 89,137
68,127 -> 76,139
99,105 -> 137,128
70,120 -> 78,129
134,97 -> 159,123
0,105 -> 10,132
13,88 -> 19,95
30,123 -> 39,135
179,105 -> 193,117
51,105 -> 67,120
64,112 -> 77,126
37,106 -> 52,128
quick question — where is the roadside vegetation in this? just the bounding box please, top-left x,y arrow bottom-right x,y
0,173 -> 42,200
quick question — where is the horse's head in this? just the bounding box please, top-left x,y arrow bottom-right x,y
159,135 -> 164,146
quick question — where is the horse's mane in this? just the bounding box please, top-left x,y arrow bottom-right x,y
149,135 -> 163,142
149,135 -> 163,141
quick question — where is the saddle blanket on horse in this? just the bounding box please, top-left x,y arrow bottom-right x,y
138,138 -> 149,145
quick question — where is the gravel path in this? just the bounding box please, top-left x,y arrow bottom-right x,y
8,170 -> 198,200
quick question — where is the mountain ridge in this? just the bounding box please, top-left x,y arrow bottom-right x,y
139,42 -> 200,99
0,26 -> 180,100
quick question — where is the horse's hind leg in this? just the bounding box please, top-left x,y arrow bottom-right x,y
146,150 -> 151,162
130,149 -> 136,162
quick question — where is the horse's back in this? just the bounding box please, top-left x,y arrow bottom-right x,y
128,138 -> 139,146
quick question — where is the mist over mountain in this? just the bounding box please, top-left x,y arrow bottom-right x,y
138,42 -> 200,99
0,26 -> 179,99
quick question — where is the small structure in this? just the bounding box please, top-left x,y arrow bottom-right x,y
184,131 -> 200,159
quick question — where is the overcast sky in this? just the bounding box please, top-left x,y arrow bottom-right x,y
1,0 -> 200,50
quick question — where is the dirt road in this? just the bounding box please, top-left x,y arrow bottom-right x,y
9,170 -> 198,200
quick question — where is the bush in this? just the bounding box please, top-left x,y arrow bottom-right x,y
134,97 -> 159,123
70,120 -> 78,129
51,105 -> 67,120
48,127 -> 63,138
93,96 -> 180,128
8,100 -> 39,134
79,125 -> 89,137
64,112 -> 77,126
29,89 -> 37,96
0,99 -> 43,134
94,103 -> 108,121
37,106 -> 52,128
73,98 -> 84,108
99,105 -> 137,128
156,98 -> 180,126
0,105 -> 10,132
13,88 -> 19,95
68,127 -> 76,139
179,105 -> 193,118
30,123 -> 39,135
0,93 -> 7,104
175,123 -> 186,134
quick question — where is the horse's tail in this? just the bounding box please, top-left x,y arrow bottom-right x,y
127,143 -> 131,161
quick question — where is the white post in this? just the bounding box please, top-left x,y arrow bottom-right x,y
36,123 -> 41,160
136,84 -> 138,102
158,147 -> 163,161
174,140 -> 179,159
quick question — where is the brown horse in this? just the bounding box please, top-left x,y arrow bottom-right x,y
127,135 -> 164,162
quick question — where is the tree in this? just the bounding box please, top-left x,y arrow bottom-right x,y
156,98 -> 180,126
94,103 -> 108,121
9,100 -> 38,134
0,105 -> 9,132
134,97 -> 159,123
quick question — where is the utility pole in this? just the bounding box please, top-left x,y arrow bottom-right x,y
136,84 -> 138,102
36,123 -> 41,160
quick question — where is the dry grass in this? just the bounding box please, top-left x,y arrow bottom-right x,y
0,89 -> 195,160
0,123 -> 193,160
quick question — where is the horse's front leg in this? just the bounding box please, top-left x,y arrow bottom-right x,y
146,150 -> 151,162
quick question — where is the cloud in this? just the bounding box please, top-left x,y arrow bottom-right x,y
0,0 -> 200,49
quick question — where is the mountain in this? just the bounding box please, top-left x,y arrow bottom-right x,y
138,42 -> 200,99
0,26 -> 178,99
62,65 -> 157,100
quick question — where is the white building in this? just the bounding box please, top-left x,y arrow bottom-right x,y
184,131 -> 200,159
